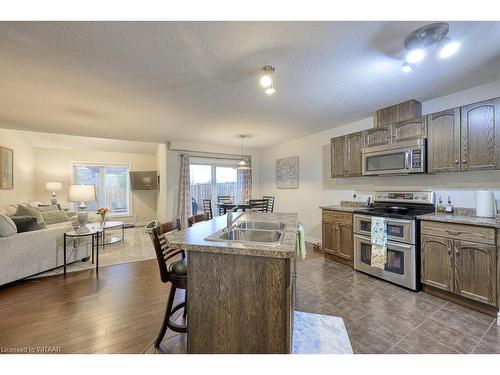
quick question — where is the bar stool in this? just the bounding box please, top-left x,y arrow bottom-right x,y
187,213 -> 209,227
148,219 -> 187,349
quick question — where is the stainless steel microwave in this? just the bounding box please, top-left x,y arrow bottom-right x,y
361,138 -> 426,176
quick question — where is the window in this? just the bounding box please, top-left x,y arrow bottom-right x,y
73,163 -> 130,216
189,161 -> 238,216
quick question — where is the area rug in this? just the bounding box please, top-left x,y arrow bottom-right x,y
31,226 -> 156,278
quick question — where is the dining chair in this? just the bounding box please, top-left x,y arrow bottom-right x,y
187,213 -> 209,227
217,195 -> 234,215
202,199 -> 213,219
148,219 -> 187,349
249,199 -> 269,212
263,195 -> 275,212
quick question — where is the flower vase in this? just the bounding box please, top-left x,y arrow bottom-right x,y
100,216 -> 106,227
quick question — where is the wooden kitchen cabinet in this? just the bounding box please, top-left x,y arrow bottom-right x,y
365,125 -> 392,147
460,98 -> 500,171
345,132 -> 364,176
427,108 -> 461,173
391,118 -> 426,143
375,99 -> 422,127
330,132 -> 364,177
330,136 -> 346,178
454,240 -> 497,306
421,220 -> 498,307
421,234 -> 454,292
322,210 -> 353,266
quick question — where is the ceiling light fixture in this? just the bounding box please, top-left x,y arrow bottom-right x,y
260,65 -> 276,94
406,49 -> 425,64
438,37 -> 460,59
403,23 -> 452,71
401,62 -> 415,73
260,65 -> 275,88
236,135 -> 251,170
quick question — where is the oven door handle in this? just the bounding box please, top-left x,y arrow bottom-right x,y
354,234 -> 415,251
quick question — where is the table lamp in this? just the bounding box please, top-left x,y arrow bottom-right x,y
45,181 -> 63,205
68,184 -> 96,227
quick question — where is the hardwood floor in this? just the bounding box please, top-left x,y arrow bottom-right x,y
1,242 -> 499,354
0,260 -> 181,354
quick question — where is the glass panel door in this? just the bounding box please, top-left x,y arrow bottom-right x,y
215,166 -> 237,204
190,164 -> 213,214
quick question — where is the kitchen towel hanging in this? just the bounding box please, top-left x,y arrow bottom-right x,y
370,216 -> 387,270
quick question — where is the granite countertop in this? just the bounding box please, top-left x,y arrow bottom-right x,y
418,213 -> 500,229
319,201 -> 368,213
165,212 -> 298,258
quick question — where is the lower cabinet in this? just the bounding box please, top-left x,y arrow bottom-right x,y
322,210 -> 353,264
421,221 -> 497,307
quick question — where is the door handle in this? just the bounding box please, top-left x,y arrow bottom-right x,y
454,160 -> 459,165
462,159 -> 467,164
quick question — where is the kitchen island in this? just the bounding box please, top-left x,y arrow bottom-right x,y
165,212 -> 298,354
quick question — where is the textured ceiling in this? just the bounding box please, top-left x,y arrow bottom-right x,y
0,21 -> 499,148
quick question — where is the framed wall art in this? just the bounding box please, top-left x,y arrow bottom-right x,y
0,146 -> 14,189
276,156 -> 299,189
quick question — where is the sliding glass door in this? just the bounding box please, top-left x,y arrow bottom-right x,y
190,162 -> 238,215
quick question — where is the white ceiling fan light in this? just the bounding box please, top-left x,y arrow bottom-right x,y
260,74 -> 273,88
401,62 -> 415,73
265,84 -> 276,95
438,37 -> 460,59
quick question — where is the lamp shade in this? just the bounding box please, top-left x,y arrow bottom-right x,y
45,181 -> 63,192
68,184 -> 96,202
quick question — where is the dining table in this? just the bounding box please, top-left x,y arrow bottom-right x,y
216,201 -> 251,214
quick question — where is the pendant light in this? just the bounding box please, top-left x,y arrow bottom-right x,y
260,65 -> 276,95
236,135 -> 251,170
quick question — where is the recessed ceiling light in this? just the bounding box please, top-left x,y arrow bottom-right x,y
438,37 -> 460,59
401,62 -> 415,73
406,49 -> 425,64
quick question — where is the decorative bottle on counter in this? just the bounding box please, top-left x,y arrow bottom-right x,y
445,196 -> 454,214
436,196 -> 445,214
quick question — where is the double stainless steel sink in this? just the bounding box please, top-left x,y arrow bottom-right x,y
205,221 -> 287,245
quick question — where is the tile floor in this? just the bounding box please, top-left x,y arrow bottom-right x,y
295,251 -> 500,354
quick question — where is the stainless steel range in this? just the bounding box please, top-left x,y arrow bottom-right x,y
353,191 -> 435,291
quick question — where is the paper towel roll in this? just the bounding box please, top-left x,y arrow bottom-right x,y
476,190 -> 496,218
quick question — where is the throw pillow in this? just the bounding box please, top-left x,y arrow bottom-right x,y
41,210 -> 70,226
11,216 -> 38,233
37,204 -> 60,212
0,212 -> 17,237
15,205 -> 47,230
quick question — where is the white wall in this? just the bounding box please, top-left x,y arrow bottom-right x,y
166,142 -> 262,220
260,79 -> 500,243
33,147 -> 158,225
156,143 -> 168,223
0,128 -> 35,207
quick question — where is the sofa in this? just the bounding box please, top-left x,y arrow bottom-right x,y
0,203 -> 92,286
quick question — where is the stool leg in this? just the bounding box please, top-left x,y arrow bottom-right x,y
155,286 -> 176,349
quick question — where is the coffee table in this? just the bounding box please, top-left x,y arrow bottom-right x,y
88,221 -> 124,250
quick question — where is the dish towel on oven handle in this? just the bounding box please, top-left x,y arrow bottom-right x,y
370,216 -> 387,270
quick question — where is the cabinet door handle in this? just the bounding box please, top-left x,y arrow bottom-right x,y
454,160 -> 459,165
462,159 -> 467,164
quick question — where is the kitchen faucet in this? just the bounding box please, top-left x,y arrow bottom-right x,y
226,208 -> 236,230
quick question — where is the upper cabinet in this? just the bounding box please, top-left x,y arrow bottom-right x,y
427,108 -> 461,173
331,132 -> 364,177
365,125 -> 391,147
427,98 -> 500,173
375,99 -> 422,127
461,98 -> 500,171
392,118 -> 426,142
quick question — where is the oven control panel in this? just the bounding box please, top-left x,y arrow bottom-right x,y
373,191 -> 434,204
